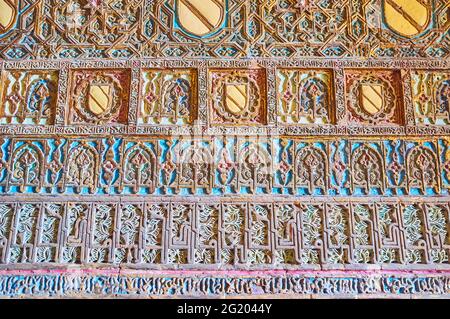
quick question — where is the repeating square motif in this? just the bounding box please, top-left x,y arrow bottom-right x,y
411,70 -> 450,125
67,69 -> 131,125
0,69 -> 58,125
209,68 -> 267,126
342,69 -> 404,126
139,69 -> 198,125
276,69 -> 335,125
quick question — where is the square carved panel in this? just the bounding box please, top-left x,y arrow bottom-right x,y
67,69 -> 131,125
0,69 -> 59,125
411,70 -> 450,125
209,69 -> 266,126
342,69 -> 404,126
139,69 -> 198,125
276,69 -> 334,125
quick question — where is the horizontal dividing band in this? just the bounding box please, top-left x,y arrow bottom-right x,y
1,0 -> 450,299
0,197 -> 448,268
0,64 -> 448,133
0,271 -> 449,298
1,137 -> 450,196
0,0 -> 448,60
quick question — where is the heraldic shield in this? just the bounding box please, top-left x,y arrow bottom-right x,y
176,0 -> 226,37
88,84 -> 114,116
359,84 -> 385,116
383,0 -> 432,37
0,0 -> 17,35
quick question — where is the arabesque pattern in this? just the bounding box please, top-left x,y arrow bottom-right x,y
0,198 -> 448,266
0,0 -> 449,60
0,0 -> 450,298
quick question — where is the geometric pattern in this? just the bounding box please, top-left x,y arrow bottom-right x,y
0,0 -> 448,60
1,0 -> 450,298
0,198 -> 449,266
2,137 -> 450,196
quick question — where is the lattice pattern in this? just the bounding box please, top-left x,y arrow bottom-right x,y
0,1 -> 449,60
1,0 -> 450,298
0,198 -> 448,266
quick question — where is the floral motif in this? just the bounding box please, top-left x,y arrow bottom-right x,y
0,70 -> 58,124
140,69 -> 197,124
277,69 -> 333,124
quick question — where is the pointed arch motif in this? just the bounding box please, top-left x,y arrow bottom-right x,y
238,144 -> 272,193
179,145 -> 213,193
295,145 -> 328,194
123,144 -> 157,194
10,143 -> 44,192
352,145 -> 384,193
299,77 -> 331,121
66,143 -> 99,193
435,79 -> 450,121
407,145 -> 439,193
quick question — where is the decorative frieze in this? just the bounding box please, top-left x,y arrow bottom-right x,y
1,0 -> 450,299
0,197 -> 448,267
0,69 -> 58,125
0,61 -> 449,136
277,69 -> 334,125
0,137 -> 450,196
139,69 -> 198,125
1,1 -> 449,60
0,272 -> 449,298
411,70 -> 450,125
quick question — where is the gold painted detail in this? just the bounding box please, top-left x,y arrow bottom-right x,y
383,0 -> 431,37
277,69 -> 334,125
69,70 -> 130,125
412,71 -> 450,125
0,0 -> 16,33
140,69 -> 197,125
0,69 -> 58,125
359,84 -> 384,116
225,84 -> 248,116
88,84 -> 112,116
210,69 -> 266,125
344,70 -> 402,125
176,0 -> 225,37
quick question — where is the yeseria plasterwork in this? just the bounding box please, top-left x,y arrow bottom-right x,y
0,0 -> 449,298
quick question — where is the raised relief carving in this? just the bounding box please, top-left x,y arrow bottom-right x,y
140,69 -> 197,125
0,70 -> 58,124
277,69 -> 334,124
0,0 -> 17,35
210,69 -> 266,125
0,0 -> 449,299
412,71 -> 450,125
175,0 -> 227,38
68,69 -> 130,125
383,0 -> 432,37
344,70 -> 403,125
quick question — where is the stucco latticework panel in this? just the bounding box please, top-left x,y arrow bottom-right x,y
0,0 -> 449,298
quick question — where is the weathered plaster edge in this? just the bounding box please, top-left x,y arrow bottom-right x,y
0,269 -> 449,299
